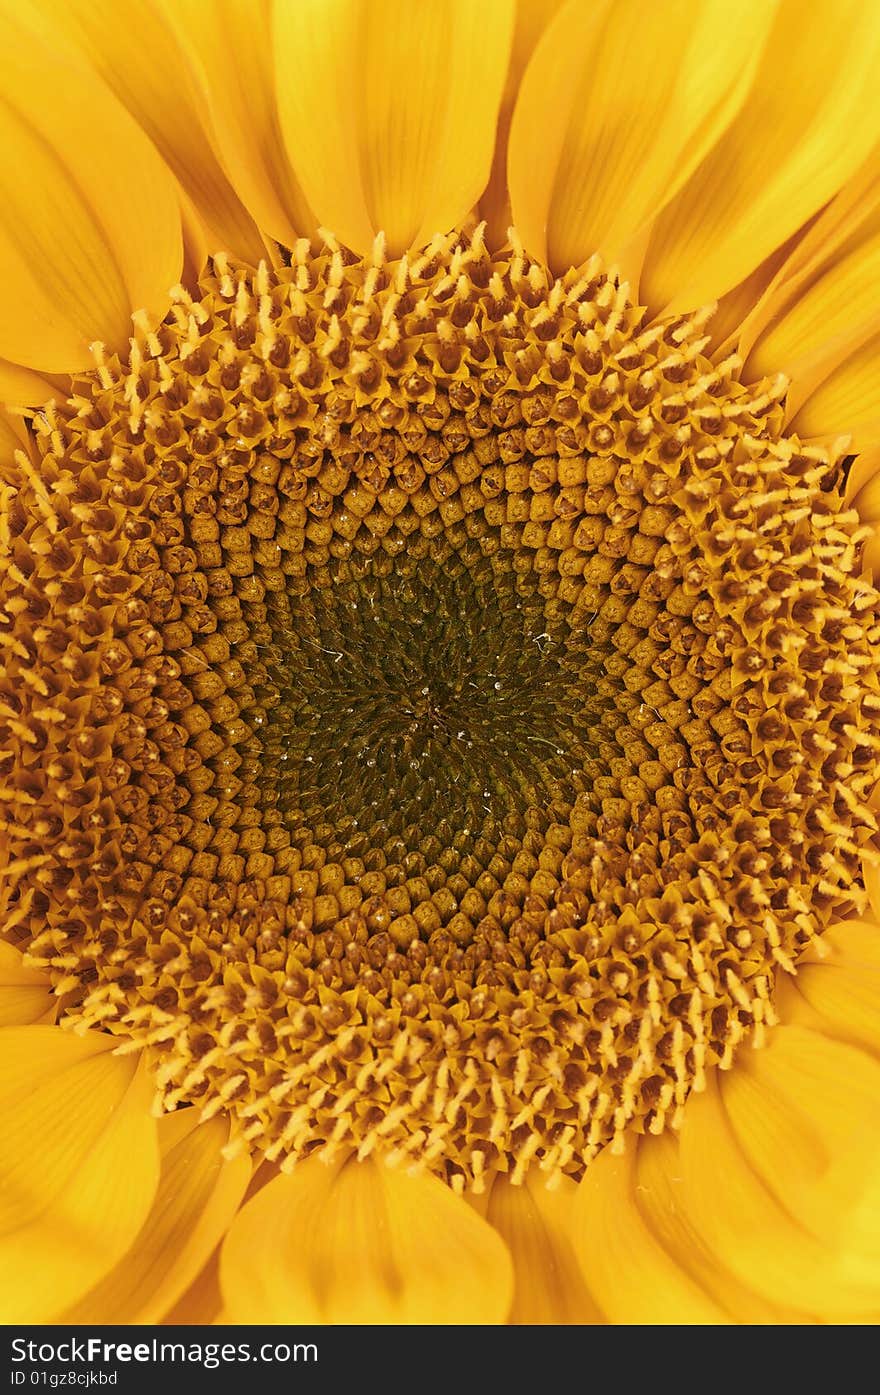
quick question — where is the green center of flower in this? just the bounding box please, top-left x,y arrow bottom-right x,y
252,541 -> 616,872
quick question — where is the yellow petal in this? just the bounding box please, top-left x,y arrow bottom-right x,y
0,1027 -> 160,1321
822,918 -> 880,968
485,1174 -> 603,1323
0,33 -> 182,374
573,1140 -> 730,1323
635,1130 -> 811,1323
220,1155 -> 514,1324
0,942 -> 55,1026
508,0 -> 774,276
274,0 -> 515,258
846,446 -> 880,512
480,0 -> 564,249
0,360 -> 63,410
161,1249 -> 223,1325
60,1111 -> 250,1324
862,527 -> 880,578
745,212 -> 880,420
0,407 -> 31,466
726,1029 -> 880,1280
790,332 -> 880,451
6,0 -> 263,264
163,1159 -> 281,1324
179,192 -> 210,289
708,225 -> 808,359
159,0 -> 315,250
776,920 -> 880,1058
641,0 -> 880,314
865,852 -> 880,921
739,150 -> 880,382
678,1027 -> 880,1315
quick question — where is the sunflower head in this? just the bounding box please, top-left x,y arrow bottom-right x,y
2,0 -> 880,1329
2,225 -> 877,1193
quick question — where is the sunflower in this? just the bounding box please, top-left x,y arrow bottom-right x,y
2,0 -> 880,1327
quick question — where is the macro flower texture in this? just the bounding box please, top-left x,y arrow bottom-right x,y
3,0 -> 880,1328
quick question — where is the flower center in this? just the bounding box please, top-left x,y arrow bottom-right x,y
3,229 -> 878,1188
252,542 -> 619,864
